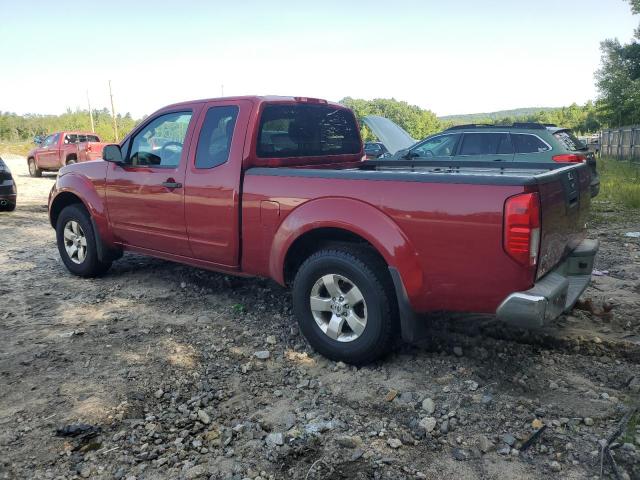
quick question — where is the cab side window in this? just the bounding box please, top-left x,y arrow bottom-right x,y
127,112 -> 192,167
195,106 -> 239,169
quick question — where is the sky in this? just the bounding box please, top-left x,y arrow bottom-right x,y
0,0 -> 638,118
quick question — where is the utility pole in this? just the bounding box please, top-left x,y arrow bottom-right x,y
86,90 -> 95,133
109,80 -> 119,142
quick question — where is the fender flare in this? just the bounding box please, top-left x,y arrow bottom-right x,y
269,197 -> 424,304
50,173 -> 119,260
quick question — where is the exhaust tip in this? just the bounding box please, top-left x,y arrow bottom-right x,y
0,200 -> 7,206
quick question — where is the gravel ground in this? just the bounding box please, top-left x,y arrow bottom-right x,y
0,154 -> 639,480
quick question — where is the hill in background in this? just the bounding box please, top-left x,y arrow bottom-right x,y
439,107 -> 558,124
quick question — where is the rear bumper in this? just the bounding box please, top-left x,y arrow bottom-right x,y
496,238 -> 599,328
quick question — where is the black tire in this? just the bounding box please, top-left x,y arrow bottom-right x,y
66,158 -> 77,165
55,204 -> 111,277
28,158 -> 42,178
0,201 -> 16,212
292,247 -> 398,365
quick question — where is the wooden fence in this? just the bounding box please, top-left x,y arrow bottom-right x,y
600,126 -> 640,161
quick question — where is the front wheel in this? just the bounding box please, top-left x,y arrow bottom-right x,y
56,204 -> 111,277
292,247 -> 398,365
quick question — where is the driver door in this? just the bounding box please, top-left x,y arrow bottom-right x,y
106,110 -> 197,257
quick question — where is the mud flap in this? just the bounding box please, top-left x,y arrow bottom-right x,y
389,267 -> 429,343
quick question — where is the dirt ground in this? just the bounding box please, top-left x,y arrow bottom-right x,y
1,154 -> 639,480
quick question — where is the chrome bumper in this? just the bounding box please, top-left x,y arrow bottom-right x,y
496,239 -> 599,328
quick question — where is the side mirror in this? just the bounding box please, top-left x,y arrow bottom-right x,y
34,136 -> 42,145
103,144 -> 123,164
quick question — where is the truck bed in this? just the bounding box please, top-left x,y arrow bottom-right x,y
243,160 -> 591,314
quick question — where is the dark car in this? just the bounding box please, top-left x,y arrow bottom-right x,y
364,141 -> 388,159
362,118 -> 600,197
0,157 -> 17,211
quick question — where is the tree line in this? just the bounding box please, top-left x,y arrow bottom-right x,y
0,108 -> 139,143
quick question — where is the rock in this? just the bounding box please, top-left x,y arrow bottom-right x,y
440,420 -> 449,434
266,335 -> 277,345
384,389 -> 398,402
184,464 -> 208,479
254,350 -> 270,360
197,410 -> 211,425
497,445 -> 511,455
465,380 -> 479,391
336,435 -> 361,448
305,420 -> 334,434
532,419 -> 544,429
549,461 -> 561,472
154,389 -> 164,399
583,417 -> 594,426
452,448 -> 470,461
421,398 -> 436,414
419,417 -> 437,433
397,391 -> 414,404
477,435 -> 493,453
265,432 -> 284,447
453,347 -> 463,357
387,438 -> 402,449
501,433 -> 516,447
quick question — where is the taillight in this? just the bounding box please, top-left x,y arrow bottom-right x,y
552,153 -> 586,163
504,192 -> 540,267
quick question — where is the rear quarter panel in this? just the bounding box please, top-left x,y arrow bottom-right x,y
242,173 -> 532,313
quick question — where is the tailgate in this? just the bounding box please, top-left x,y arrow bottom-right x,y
536,163 -> 590,279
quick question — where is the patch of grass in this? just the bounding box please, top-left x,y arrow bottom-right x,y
592,156 -> 640,211
0,141 -> 32,157
621,411 -> 638,445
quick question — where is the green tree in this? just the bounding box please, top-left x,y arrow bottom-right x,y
340,97 -> 441,141
595,38 -> 640,126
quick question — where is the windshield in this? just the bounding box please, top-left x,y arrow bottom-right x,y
553,130 -> 587,151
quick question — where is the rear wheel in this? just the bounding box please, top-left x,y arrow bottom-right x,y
28,158 -> 42,177
56,204 -> 111,277
0,200 -> 15,212
292,247 -> 398,365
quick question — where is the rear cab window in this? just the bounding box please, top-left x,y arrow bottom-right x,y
257,104 -> 361,158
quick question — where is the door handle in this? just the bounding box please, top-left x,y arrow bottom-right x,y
162,180 -> 182,189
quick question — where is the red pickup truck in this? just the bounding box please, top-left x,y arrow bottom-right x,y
48,96 -> 598,364
28,131 -> 107,177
